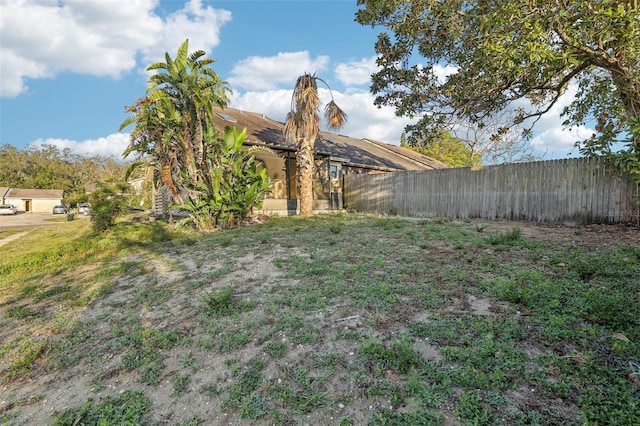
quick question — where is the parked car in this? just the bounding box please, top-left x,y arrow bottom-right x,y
52,205 -> 67,214
0,204 -> 17,215
78,202 -> 90,215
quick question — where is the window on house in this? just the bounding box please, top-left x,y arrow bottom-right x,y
330,164 -> 339,179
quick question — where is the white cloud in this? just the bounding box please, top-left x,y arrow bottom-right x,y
432,64 -> 458,84
139,0 -> 232,69
335,57 -> 377,86
0,0 -> 231,97
530,126 -> 592,156
29,133 -> 131,158
518,83 -> 593,157
0,49 -> 53,97
334,59 -> 458,88
329,91 -> 413,144
230,90 -> 293,121
227,52 -> 330,91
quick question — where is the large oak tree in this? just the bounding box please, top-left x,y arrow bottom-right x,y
356,0 -> 640,168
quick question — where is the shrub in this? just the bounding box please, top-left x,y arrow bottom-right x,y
88,181 -> 129,232
177,127 -> 271,230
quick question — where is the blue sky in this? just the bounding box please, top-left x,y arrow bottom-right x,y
0,0 -> 588,160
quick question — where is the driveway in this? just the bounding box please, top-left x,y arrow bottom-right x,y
0,212 -> 80,231
0,213 -> 91,248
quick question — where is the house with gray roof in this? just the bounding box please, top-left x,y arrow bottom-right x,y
204,107 -> 447,214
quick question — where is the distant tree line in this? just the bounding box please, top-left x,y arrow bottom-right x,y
0,144 -> 128,204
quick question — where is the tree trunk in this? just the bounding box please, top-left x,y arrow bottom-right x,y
159,161 -> 182,204
297,137 -> 315,217
613,74 -> 640,154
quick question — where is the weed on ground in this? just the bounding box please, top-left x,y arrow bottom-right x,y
0,214 -> 639,425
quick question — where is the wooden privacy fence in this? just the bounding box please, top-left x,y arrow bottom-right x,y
343,157 -> 640,225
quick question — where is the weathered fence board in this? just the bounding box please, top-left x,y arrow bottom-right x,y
344,157 -> 640,225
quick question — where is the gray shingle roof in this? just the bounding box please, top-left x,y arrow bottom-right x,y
6,188 -> 64,199
211,107 -> 448,171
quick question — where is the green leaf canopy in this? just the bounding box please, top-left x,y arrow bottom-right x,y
356,0 -> 640,157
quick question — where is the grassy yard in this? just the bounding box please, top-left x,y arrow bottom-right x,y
1,214 -> 639,425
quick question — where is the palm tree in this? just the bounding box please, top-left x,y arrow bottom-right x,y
284,73 -> 347,216
121,39 -> 231,203
122,40 -> 270,230
121,95 -> 183,201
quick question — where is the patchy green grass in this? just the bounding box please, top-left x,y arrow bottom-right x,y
1,213 -> 639,425
49,390 -> 152,425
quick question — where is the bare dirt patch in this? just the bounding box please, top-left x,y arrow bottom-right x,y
486,220 -> 639,248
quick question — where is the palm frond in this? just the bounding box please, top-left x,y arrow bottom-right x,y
124,160 -> 151,181
119,115 -> 137,131
189,49 -> 206,61
325,100 -> 348,130
283,111 -> 299,143
165,51 -> 176,72
147,59 -> 168,71
196,58 -> 216,68
176,39 -> 189,66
